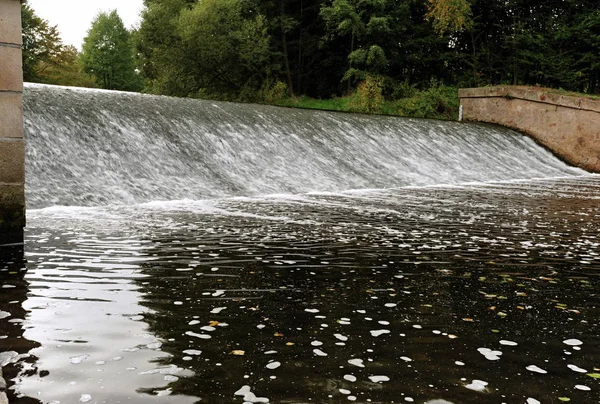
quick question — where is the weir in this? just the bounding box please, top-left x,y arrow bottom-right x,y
23,83 -> 585,208
5,77 -> 600,404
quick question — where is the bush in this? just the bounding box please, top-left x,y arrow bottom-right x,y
260,80 -> 289,104
348,75 -> 385,114
395,83 -> 459,120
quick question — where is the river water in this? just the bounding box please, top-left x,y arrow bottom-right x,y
0,85 -> 599,403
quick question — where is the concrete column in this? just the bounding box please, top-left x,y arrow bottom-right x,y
0,0 -> 25,246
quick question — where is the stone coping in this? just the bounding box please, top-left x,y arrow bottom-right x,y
458,86 -> 600,114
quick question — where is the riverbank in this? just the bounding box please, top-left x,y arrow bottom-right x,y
265,80 -> 460,121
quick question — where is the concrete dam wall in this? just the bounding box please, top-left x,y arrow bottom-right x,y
459,86 -> 600,173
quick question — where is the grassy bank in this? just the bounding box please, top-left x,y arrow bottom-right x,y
264,78 -> 460,121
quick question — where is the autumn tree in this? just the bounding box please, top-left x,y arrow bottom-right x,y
21,1 -> 63,81
425,0 -> 473,35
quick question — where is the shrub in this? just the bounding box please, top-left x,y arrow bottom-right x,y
260,80 -> 289,104
396,83 -> 459,120
348,75 -> 385,114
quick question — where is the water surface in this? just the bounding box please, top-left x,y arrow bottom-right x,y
2,176 -> 599,403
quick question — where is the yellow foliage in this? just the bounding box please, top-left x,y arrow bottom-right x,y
425,0 -> 473,35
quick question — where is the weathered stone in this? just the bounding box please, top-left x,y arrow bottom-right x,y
459,86 -> 600,173
0,0 -> 25,244
0,391 -> 7,404
0,45 -> 22,92
0,184 -> 25,240
0,0 -> 22,46
0,139 -> 24,183
0,93 -> 23,139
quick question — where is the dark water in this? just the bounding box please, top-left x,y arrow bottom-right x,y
2,177 -> 599,404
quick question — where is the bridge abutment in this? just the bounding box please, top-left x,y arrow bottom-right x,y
0,0 -> 25,249
459,86 -> 600,173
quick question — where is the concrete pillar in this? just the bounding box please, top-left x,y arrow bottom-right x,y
0,0 -> 25,247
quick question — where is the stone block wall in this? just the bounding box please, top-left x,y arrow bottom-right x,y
459,86 -> 600,173
0,0 -> 25,244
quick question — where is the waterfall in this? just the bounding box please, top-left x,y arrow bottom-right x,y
23,83 -> 586,209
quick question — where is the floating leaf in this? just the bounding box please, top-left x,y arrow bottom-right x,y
558,397 -> 570,401
209,320 -> 220,327
231,350 -> 245,356
587,373 -> 600,379
285,342 -> 295,346
491,329 -> 500,333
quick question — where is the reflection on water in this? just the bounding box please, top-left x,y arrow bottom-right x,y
2,177 -> 600,403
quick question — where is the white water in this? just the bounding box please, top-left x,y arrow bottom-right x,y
23,83 -> 586,209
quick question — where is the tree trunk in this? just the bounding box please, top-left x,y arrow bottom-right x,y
281,0 -> 294,97
297,0 -> 303,94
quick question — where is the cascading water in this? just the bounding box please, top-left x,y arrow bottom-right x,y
23,83 -> 585,208
5,83 -> 598,404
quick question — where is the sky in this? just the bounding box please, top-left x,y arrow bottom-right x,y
27,0 -> 145,50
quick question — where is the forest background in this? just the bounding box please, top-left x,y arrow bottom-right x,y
21,0 -> 600,120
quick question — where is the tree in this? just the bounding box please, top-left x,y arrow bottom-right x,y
37,46 -> 97,88
21,1 -> 63,82
80,10 -> 142,91
320,0 -> 391,88
134,0 -> 194,96
425,0 -> 473,35
176,0 -> 275,99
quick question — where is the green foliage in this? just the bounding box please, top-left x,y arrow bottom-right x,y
134,0 -> 192,96
394,82 -> 459,120
33,0 -> 598,104
80,10 -> 142,91
21,2 -> 97,86
348,75 -> 384,114
21,1 -> 63,82
177,0 -> 274,100
37,46 -> 98,88
320,0 -> 391,86
260,80 -> 290,104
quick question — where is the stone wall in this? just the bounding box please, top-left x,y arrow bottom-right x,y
459,86 -> 600,173
0,0 -> 25,244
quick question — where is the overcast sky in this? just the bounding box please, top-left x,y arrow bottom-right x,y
27,0 -> 145,50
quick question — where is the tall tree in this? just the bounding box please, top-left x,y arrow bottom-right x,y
135,0 -> 194,96
80,10 -> 142,91
176,0 -> 275,99
21,1 -> 63,82
320,0 -> 391,89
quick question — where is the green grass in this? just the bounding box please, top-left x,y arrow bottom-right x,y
273,85 -> 461,121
